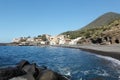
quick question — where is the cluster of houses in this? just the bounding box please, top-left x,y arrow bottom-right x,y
12,34 -> 120,46
12,34 -> 82,46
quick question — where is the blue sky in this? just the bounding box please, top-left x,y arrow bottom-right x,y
0,0 -> 120,42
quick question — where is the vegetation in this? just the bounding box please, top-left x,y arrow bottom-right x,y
36,34 -> 47,41
61,12 -> 120,40
82,12 -> 120,29
41,34 -> 47,41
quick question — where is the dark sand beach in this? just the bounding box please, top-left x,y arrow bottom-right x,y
56,44 -> 120,60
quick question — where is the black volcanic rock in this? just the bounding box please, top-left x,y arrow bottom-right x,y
0,60 -> 69,80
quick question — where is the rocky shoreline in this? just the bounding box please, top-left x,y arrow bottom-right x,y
0,60 -> 69,80
54,44 -> 120,60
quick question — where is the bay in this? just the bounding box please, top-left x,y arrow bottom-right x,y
0,46 -> 120,80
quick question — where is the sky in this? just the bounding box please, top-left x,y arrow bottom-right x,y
0,0 -> 120,42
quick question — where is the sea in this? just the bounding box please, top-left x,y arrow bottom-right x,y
0,46 -> 120,80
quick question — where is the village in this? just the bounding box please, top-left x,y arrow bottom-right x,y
12,34 -> 82,46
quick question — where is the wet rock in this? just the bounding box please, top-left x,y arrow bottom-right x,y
37,70 -> 58,80
22,74 -> 35,80
17,60 -> 30,69
0,60 -> 69,80
0,67 -> 25,80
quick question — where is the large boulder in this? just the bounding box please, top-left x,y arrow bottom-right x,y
36,70 -> 58,80
0,60 -> 69,80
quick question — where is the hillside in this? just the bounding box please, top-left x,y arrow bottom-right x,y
62,12 -> 120,40
82,12 -> 120,29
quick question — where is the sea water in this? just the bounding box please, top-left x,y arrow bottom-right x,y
0,46 -> 120,80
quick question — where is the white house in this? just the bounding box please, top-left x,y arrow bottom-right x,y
49,35 -> 66,45
69,37 -> 82,45
26,38 -> 35,42
49,36 -> 57,45
12,38 -> 22,43
57,35 -> 66,45
40,41 -> 46,45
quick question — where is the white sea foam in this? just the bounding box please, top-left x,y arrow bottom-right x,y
79,78 -> 83,80
81,70 -> 89,75
96,54 -> 120,77
9,77 -> 27,80
81,69 -> 109,77
96,55 -> 120,66
58,67 -> 71,76
96,69 -> 109,76
119,75 -> 120,78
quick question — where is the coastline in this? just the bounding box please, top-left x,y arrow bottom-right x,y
1,43 -> 120,60
54,44 -> 120,60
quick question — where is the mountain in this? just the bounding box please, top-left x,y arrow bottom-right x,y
62,12 -> 120,39
82,12 -> 120,29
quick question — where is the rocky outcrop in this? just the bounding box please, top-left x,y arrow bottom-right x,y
77,21 -> 120,45
0,60 -> 69,80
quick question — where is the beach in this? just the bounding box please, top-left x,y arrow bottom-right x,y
56,44 -> 120,60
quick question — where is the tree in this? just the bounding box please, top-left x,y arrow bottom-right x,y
38,35 -> 42,38
41,35 -> 47,41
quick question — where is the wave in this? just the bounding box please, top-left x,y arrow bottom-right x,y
58,67 -> 71,76
96,54 -> 120,79
80,68 -> 109,76
96,54 -> 120,66
9,77 -> 27,80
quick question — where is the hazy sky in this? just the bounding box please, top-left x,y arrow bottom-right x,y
0,0 -> 120,42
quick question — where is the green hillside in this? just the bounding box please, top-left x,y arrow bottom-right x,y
62,12 -> 120,39
82,12 -> 120,29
